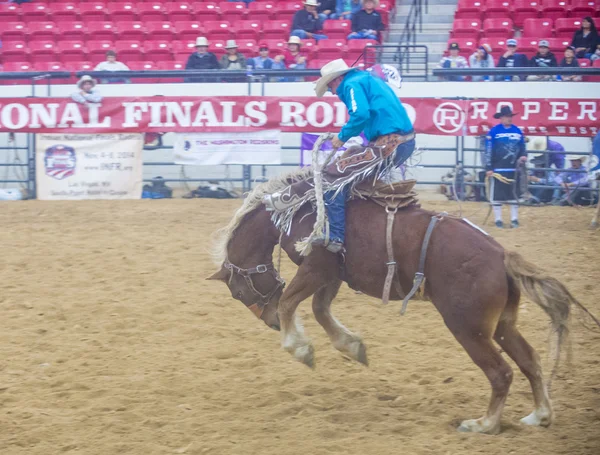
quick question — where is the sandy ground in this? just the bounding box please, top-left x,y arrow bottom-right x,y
1,199 -> 599,455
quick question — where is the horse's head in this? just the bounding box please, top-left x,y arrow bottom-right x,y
207,262 -> 283,331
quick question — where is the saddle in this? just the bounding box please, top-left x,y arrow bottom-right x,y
351,178 -> 419,210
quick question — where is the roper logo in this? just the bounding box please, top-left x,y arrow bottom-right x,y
44,144 -> 76,180
433,102 -> 466,133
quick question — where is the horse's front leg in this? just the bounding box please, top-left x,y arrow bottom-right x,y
312,280 -> 368,365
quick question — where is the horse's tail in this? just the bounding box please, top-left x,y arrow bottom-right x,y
504,250 -> 600,384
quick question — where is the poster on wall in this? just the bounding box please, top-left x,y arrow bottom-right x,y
35,133 -> 144,200
173,130 -> 281,165
300,133 -> 367,167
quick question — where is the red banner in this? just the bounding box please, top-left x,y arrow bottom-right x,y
0,97 -> 597,136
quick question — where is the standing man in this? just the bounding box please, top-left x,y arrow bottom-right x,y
485,106 -> 527,228
290,0 -> 328,42
264,59 -> 415,253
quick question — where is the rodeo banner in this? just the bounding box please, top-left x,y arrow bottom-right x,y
0,97 -> 598,137
36,133 -> 144,200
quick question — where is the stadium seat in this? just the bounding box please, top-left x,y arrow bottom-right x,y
115,22 -> 147,41
2,41 -> 29,63
21,3 -> 50,21
554,18 -> 582,38
578,58 -> 592,81
455,0 -> 484,19
29,22 -> 59,41
157,61 -> 186,71
86,40 -> 115,63
520,37 -> 541,55
261,39 -> 287,55
323,20 -> 352,40
540,0 -> 568,22
481,36 -> 509,53
34,61 -> 65,72
235,39 -> 257,57
173,21 -> 205,42
346,39 -> 377,61
49,3 -> 79,22
145,41 -> 176,60
0,3 -> 20,23
138,3 -> 166,22
146,22 -> 176,41
247,2 -> 276,21
128,61 -> 161,83
175,52 -> 193,64
482,18 -> 513,38
80,2 -> 107,22
3,62 -> 34,72
570,0 -> 597,18
63,61 -> 95,72
60,22 -> 87,41
192,2 -> 220,21
58,40 -> 87,63
165,3 -> 193,22
204,20 -> 233,41
523,18 -> 553,37
106,2 -> 138,22
448,37 -> 478,54
451,19 -> 482,38
234,20 -> 262,40
314,39 -> 346,60
2,22 -> 28,42
545,37 -> 571,52
30,41 -> 58,63
262,20 -> 292,40
377,1 -> 391,26
219,2 -> 248,21
87,22 -> 118,41
484,0 -> 512,19
512,0 -> 541,28
277,1 -> 303,21
209,40 -> 227,54
114,41 -> 145,62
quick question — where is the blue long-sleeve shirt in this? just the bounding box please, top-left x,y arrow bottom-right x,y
591,132 -> 600,171
555,165 -> 589,186
336,70 -> 413,142
485,124 -> 526,172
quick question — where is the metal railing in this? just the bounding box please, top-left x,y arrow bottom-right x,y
433,67 -> 600,79
397,0 -> 428,77
364,44 -> 429,80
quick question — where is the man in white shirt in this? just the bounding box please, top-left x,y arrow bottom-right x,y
94,50 -> 130,83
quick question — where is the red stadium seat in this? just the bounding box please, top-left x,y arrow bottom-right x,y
192,2 -> 220,21
234,20 -> 262,40
58,40 -> 87,63
346,39 -> 377,61
315,40 -> 347,60
448,38 -> 478,53
481,36 -> 509,53
2,41 -> 29,63
63,61 -> 95,72
145,41 -> 176,60
520,37 -> 541,55
60,22 -> 87,41
146,22 -> 176,41
235,39 -> 257,57
168,40 -> 190,54
209,40 -> 227,54
570,0 -> 597,18
261,39 -> 287,55
80,2 -> 106,22
482,18 -> 513,38
115,22 -> 147,41
174,52 -> 193,63
114,41 -> 145,62
29,22 -> 59,41
204,21 -> 233,41
106,2 -> 138,22
49,3 -> 79,22
451,19 -> 482,38
21,3 -> 50,21
455,0 -> 485,19
262,20 -> 292,40
165,3 -> 193,22
34,61 -> 65,72
173,21 -> 205,42
137,3 -> 167,23
323,20 -> 352,40
277,1 -> 303,21
377,1 -> 391,26
540,0 -> 568,22
512,0 -> 540,28
219,2 -> 248,21
0,3 -> 20,23
87,22 -> 118,41
523,18 -> 553,37
30,41 -> 58,63
2,22 -> 28,42
594,18 -> 600,31
578,58 -> 592,66
157,61 -> 187,71
128,61 -> 161,83
247,1 -> 276,21
484,0 -> 512,19
86,40 -> 115,63
545,37 -> 571,52
3,62 -> 34,72
554,18 -> 583,38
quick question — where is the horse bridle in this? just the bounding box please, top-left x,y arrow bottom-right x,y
223,260 -> 286,318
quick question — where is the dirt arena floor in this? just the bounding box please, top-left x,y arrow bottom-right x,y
1,198 -> 599,455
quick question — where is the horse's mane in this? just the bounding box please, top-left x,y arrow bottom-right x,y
211,167 -> 313,265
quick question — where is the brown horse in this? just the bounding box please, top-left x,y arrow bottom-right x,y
208,170 -> 599,434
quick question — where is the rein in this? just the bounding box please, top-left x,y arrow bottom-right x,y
223,260 -> 285,318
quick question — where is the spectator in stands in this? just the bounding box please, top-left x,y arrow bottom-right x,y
185,37 -> 219,82
438,42 -> 468,81
318,0 -> 338,21
571,16 -> 598,59
220,40 -> 247,70
559,46 -> 581,81
274,36 -> 308,81
291,0 -> 328,42
497,39 -> 528,81
527,154 -> 557,205
336,0 -> 362,20
552,155 -> 590,205
590,43 -> 600,62
527,40 -> 557,81
248,43 -> 275,69
347,0 -> 385,41
469,44 -> 494,82
93,50 -> 130,84
71,75 -> 102,105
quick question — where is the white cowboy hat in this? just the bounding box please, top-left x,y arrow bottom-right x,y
287,36 -> 303,46
77,75 -> 96,88
526,136 -> 547,151
224,39 -> 238,49
303,0 -> 320,6
314,59 -> 357,97
195,36 -> 209,47
569,155 -> 588,162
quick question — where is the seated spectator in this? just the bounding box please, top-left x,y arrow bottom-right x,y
438,42 -> 468,81
469,44 -> 494,81
497,39 -> 529,81
291,0 -> 328,42
185,37 -> 220,82
571,16 -> 598,59
248,43 -> 275,69
559,46 -> 581,81
552,155 -> 591,205
220,40 -> 247,70
71,75 -> 102,104
527,154 -> 557,205
93,50 -> 130,84
527,40 -> 557,81
318,0 -> 338,21
591,43 -> 600,62
336,0 -> 362,20
347,0 -> 385,41
275,36 -> 308,81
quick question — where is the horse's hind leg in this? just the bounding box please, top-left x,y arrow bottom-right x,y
494,282 -> 554,426
312,280 -> 368,365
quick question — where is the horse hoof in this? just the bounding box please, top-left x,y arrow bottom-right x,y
520,410 -> 553,427
353,340 -> 369,366
294,344 -> 315,369
457,418 -> 500,435
590,221 -> 598,229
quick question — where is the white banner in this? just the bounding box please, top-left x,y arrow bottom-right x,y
173,130 -> 281,165
36,133 -> 144,200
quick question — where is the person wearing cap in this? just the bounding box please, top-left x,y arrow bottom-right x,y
71,75 -> 102,104
497,39 -> 528,81
263,59 -> 415,253
469,44 -> 495,82
185,37 -> 219,71
336,0 -> 362,20
220,40 -> 247,70
485,106 -> 527,228
291,0 -> 328,42
559,46 -> 581,81
437,42 -> 469,81
552,155 -> 591,205
527,40 -> 557,81
347,0 -> 385,41
248,43 -> 275,70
